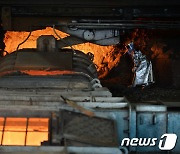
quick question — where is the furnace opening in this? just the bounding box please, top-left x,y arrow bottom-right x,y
0,117 -> 49,146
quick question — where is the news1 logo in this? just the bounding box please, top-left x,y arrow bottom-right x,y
121,134 -> 177,150
159,134 -> 177,150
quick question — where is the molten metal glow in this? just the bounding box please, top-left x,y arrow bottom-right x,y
0,70 -> 75,77
4,28 -> 172,79
151,42 -> 171,59
4,27 -> 121,78
21,70 -> 74,76
0,117 -> 49,146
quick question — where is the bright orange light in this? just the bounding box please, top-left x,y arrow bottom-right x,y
0,117 -> 49,146
0,131 -> 2,144
5,118 -> 27,131
0,118 -> 4,131
0,70 -> 75,77
26,118 -> 49,146
0,117 -> 4,145
3,132 -> 26,145
21,70 -> 74,76
4,27 -> 121,78
28,118 -> 49,132
26,132 -> 48,146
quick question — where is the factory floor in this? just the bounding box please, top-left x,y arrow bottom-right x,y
102,82 -> 180,103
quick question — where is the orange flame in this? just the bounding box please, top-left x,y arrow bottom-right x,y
4,27 -> 122,78
4,28 -> 172,79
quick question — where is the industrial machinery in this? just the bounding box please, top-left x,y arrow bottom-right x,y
0,0 -> 180,153
0,35 -> 178,154
1,0 -> 180,49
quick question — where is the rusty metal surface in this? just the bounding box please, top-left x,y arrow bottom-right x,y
0,50 -> 73,73
15,51 -> 72,70
60,110 -> 118,147
0,48 -> 97,78
0,76 -> 90,89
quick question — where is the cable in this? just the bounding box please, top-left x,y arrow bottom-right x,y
53,25 -> 75,52
16,31 -> 32,51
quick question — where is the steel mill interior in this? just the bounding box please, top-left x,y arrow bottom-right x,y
0,0 -> 180,153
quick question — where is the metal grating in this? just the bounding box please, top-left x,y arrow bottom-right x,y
60,110 -> 118,147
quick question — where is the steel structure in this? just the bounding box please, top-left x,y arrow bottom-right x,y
0,1 -> 180,153
1,0 -> 180,46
